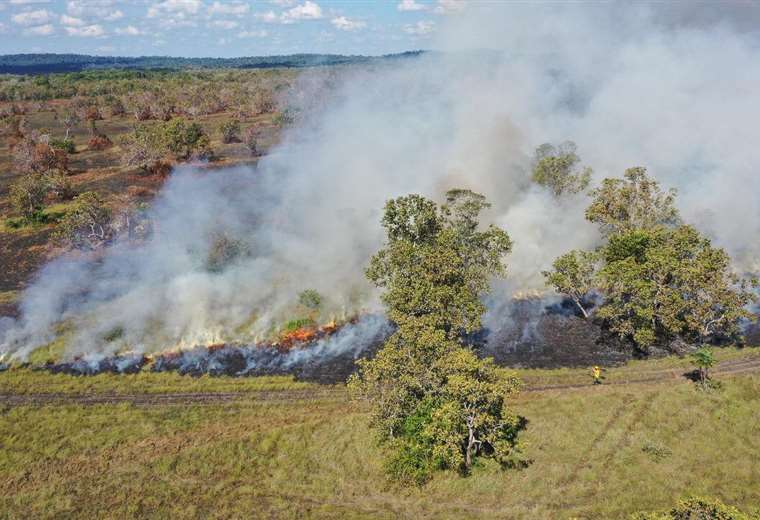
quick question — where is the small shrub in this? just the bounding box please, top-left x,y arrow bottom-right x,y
87,134 -> 113,151
243,126 -> 258,156
298,289 -> 323,310
281,318 -> 315,334
219,119 -> 241,144
9,173 -> 48,219
45,169 -> 74,201
55,191 -> 113,250
631,496 -> 753,520
49,137 -> 75,154
206,234 -> 246,272
641,440 -> 672,461
273,109 -> 295,127
691,346 -> 715,387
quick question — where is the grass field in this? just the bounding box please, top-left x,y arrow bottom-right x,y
2,349 -> 759,519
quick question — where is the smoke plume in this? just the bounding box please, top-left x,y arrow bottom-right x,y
2,3 -> 759,362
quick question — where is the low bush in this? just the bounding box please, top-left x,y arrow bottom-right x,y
632,496 -> 756,520
49,137 -> 75,154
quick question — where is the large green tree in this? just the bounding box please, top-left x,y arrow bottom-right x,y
350,189 -> 522,481
596,225 -> 755,349
544,167 -> 756,352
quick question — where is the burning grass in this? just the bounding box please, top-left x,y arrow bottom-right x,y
10,314 -> 390,382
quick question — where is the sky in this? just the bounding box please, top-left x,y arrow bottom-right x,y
0,0 -> 467,57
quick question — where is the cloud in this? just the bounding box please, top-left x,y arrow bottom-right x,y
208,1 -> 249,16
115,25 -> 141,36
403,20 -> 435,35
60,14 -> 85,27
65,24 -> 105,37
238,29 -> 268,38
67,0 -> 123,21
11,9 -> 53,26
209,20 -> 239,29
9,0 -> 51,4
398,0 -> 427,12
23,23 -> 54,35
147,0 -> 202,18
255,10 -> 279,23
270,0 -> 295,5
434,0 -> 465,14
331,16 -> 366,32
281,1 -> 323,23
255,2 -> 323,24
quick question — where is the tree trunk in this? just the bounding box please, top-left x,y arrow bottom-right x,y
572,295 -> 589,319
465,416 -> 476,470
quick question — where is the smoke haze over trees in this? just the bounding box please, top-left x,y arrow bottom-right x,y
2,3 -> 760,363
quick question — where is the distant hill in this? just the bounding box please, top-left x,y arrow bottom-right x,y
0,52 -> 424,75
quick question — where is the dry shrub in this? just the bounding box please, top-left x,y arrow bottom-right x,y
88,134 -> 113,151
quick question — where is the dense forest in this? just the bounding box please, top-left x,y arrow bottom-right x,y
0,52 -> 424,75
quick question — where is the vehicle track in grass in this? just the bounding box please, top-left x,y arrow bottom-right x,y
1,355 -> 759,408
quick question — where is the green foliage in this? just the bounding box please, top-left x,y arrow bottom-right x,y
596,226 -> 756,350
542,249 -> 598,318
366,189 -> 511,336
531,141 -> 591,196
162,117 -> 210,159
691,346 -> 715,385
206,234 -> 246,273
54,191 -> 112,250
298,289 -> 323,310
49,137 -> 75,154
351,188 -> 521,479
282,317 -> 316,333
424,350 -> 523,472
585,167 -> 680,236
120,123 -> 169,171
9,173 -> 48,219
219,119 -> 241,144
121,118 -> 211,170
546,166 -> 755,352
632,496 -> 755,520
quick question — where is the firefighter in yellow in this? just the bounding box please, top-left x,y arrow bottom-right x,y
592,365 -> 602,385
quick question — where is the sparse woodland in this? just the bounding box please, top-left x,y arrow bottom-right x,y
0,66 -> 759,518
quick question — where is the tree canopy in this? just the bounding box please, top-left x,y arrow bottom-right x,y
531,141 -> 591,197
543,166 -> 756,352
351,189 -> 522,483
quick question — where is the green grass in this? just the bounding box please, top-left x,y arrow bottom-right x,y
1,202 -> 70,233
513,346 -> 760,387
1,366 -> 759,518
0,369 -> 314,395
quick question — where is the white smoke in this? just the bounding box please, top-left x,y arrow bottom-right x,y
2,3 -> 759,361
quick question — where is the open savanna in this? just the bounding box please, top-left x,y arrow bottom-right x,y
1,347 -> 759,519
0,69 -> 291,312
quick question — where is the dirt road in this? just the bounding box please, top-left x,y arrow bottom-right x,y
1,355 -> 759,407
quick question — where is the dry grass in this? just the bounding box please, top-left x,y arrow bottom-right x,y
1,364 -> 759,518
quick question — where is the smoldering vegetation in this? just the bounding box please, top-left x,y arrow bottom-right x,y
40,314 -> 391,383
2,3 -> 760,371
